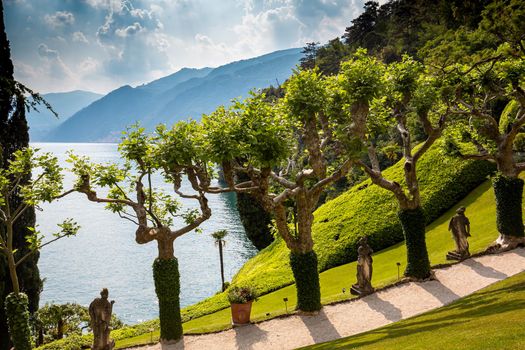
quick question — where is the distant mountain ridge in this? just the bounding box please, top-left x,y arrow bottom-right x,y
45,48 -> 302,142
27,90 -> 103,140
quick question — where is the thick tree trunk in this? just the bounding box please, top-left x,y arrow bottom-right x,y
489,174 -> 525,251
398,207 -> 431,279
275,195 -> 321,312
289,250 -> 321,312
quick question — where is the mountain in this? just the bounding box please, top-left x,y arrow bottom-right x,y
46,48 -> 303,142
27,90 -> 103,140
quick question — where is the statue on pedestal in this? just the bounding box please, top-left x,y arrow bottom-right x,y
89,288 -> 115,350
447,206 -> 471,260
351,237 -> 374,296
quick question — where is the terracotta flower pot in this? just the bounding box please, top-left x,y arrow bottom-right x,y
230,301 -> 253,325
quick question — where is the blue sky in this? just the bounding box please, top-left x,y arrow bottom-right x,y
4,0 -> 366,94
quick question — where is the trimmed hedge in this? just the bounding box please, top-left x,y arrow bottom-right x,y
492,173 -> 525,237
5,292 -> 31,350
398,207 -> 431,279
289,251 -> 321,312
153,258 -> 183,342
36,320 -> 160,350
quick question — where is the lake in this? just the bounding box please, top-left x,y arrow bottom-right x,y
32,143 -> 258,324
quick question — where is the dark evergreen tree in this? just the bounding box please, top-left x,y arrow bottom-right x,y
235,173 -> 273,250
316,38 -> 349,75
0,1 -> 41,348
343,1 -> 380,48
299,42 -> 319,70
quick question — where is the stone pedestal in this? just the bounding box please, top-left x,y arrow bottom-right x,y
446,250 -> 470,261
350,284 -> 374,296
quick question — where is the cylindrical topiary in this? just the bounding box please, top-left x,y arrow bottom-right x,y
398,207 -> 431,279
5,292 -> 31,350
153,258 -> 182,343
289,251 -> 321,312
492,173 -> 524,237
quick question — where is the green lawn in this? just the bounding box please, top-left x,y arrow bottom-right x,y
301,270 -> 525,350
115,178 -> 513,348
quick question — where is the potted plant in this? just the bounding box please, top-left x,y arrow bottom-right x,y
227,286 -> 258,325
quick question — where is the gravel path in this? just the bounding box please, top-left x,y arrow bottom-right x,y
132,248 -> 525,350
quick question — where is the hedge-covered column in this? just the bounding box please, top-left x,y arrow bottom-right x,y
492,174 -> 524,238
153,258 -> 182,343
289,251 -> 321,312
398,207 -> 431,279
4,292 -> 31,350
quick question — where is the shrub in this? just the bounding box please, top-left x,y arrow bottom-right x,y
227,286 -> 258,304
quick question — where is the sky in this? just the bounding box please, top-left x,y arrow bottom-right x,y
4,0 -> 367,94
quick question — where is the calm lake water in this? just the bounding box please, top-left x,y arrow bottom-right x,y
32,143 -> 258,324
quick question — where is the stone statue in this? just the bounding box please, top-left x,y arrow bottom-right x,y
447,206 -> 471,260
351,237 -> 374,296
89,288 -> 115,350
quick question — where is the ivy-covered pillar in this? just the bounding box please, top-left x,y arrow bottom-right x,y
153,258 -> 182,343
398,207 -> 431,279
490,173 -> 525,250
4,293 -> 31,350
289,250 -> 321,312
493,174 -> 524,237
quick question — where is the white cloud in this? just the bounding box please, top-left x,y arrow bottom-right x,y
79,57 -> 100,74
44,11 -> 75,28
115,22 -> 144,37
233,5 -> 304,54
83,0 -> 124,12
38,43 -> 59,59
72,31 -> 89,43
7,0 -> 367,93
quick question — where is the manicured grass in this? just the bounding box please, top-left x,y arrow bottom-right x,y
301,270 -> 525,350
115,176 -> 515,348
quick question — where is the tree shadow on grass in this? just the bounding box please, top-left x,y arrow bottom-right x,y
361,293 -> 402,322
299,309 -> 341,344
233,324 -> 269,350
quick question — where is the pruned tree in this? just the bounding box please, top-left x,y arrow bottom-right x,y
201,74 -> 352,312
0,148 -> 78,349
336,50 -> 447,279
445,57 -> 525,250
428,0 -> 525,251
67,125 -> 211,344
